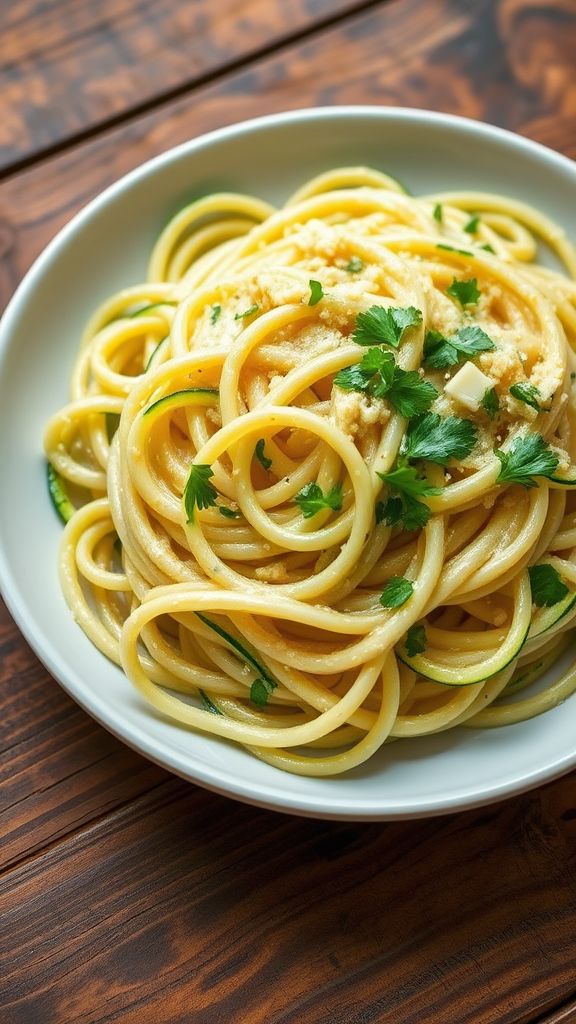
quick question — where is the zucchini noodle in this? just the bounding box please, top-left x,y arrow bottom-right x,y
44,166 -> 576,776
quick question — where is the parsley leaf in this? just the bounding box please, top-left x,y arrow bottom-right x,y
210,304 -> 221,325
481,243 -> 496,254
308,280 -> 324,306
380,577 -> 414,608
335,348 -> 395,398
218,505 -> 239,519
183,464 -> 218,522
334,349 -> 438,415
464,214 -> 480,234
347,256 -> 364,273
378,463 -> 443,499
387,368 -> 438,417
379,494 -> 431,532
528,563 -> 570,608
423,325 -> 496,370
254,438 -> 272,471
481,386 -> 500,419
250,677 -> 277,707
495,434 -> 559,488
509,383 -> 544,412
375,496 -> 401,525
352,305 -> 422,348
405,623 -> 427,657
433,203 -> 443,223
295,482 -> 343,518
376,465 -> 442,532
234,304 -> 259,320
447,277 -> 481,307
401,412 -> 477,465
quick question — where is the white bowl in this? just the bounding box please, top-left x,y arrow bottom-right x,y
1,107 -> 575,820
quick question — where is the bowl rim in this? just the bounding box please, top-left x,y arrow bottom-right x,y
1,105 -> 575,820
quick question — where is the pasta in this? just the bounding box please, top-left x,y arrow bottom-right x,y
44,166 -> 576,776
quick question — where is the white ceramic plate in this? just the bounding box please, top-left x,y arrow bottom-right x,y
1,107 -> 575,820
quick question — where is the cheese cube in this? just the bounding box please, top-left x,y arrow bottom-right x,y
444,362 -> 494,412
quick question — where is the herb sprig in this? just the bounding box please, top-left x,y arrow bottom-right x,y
335,349 -> 437,416
376,464 -> 442,532
352,305 -> 422,348
183,464 -> 218,521
495,434 -> 559,488
423,325 -> 495,370
295,482 -> 343,518
401,413 -> 478,465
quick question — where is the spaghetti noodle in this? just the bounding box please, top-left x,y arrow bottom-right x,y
44,167 -> 576,776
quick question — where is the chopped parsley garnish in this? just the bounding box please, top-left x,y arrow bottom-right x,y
183,464 -> 218,521
254,438 -> 272,471
295,482 -> 343,518
376,412 -> 476,533
385,371 -> 438,417
308,279 -> 324,306
481,386 -> 500,419
352,305 -> 422,348
437,243 -> 473,256
334,349 -> 437,415
250,677 -> 277,707
528,563 -> 569,608
509,383 -> 544,412
481,243 -> 496,254
234,304 -> 259,320
401,412 -> 477,465
380,577 -> 414,609
210,304 -> 221,325
375,497 -> 399,525
218,505 -> 239,519
495,434 -> 559,488
347,256 -> 364,273
447,277 -> 481,307
377,494 -> 431,532
376,464 -> 442,532
405,623 -> 427,657
433,203 -> 443,223
464,214 -> 480,234
423,325 -> 496,370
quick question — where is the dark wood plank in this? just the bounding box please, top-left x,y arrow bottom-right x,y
0,0 -> 378,172
0,600 -> 168,870
1,0 -> 576,312
538,997 -> 576,1024
1,779 -> 576,1024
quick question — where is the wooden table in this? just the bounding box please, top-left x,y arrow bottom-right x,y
1,1 -> 576,1021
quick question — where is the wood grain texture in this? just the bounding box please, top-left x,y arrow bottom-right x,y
1,780 -> 576,1024
1,0 -> 576,313
0,0 -> 379,171
537,997 -> 576,1024
0,601 -> 167,870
